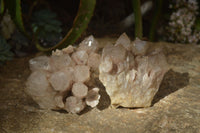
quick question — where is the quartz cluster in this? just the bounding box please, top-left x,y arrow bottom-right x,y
26,33 -> 169,113
99,33 -> 169,107
26,35 -> 101,113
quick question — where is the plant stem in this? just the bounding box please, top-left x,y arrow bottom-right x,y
132,0 -> 143,38
0,0 -> 6,23
149,0 -> 163,41
36,0 -> 96,52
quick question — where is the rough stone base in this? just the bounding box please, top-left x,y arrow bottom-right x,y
0,39 -> 200,133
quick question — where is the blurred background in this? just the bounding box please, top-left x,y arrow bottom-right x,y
0,0 -> 200,64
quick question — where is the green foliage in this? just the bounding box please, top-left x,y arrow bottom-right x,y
195,18 -> 200,31
0,35 -> 13,65
36,0 -> 96,52
11,30 -> 29,50
1,0 -> 96,52
149,0 -> 163,41
31,9 -> 62,43
4,0 -> 28,37
0,0 -> 4,14
132,0 -> 143,39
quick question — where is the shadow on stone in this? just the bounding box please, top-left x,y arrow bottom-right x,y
52,109 -> 68,114
78,106 -> 93,115
80,77 -> 111,114
92,76 -> 111,111
72,85 -> 111,115
117,106 -> 143,110
97,86 -> 111,110
152,69 -> 189,105
72,84 -> 111,115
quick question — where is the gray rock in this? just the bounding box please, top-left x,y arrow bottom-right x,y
0,38 -> 200,132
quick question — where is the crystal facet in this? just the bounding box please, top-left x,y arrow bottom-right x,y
26,33 -> 169,113
26,35 -> 101,113
99,36 -> 169,108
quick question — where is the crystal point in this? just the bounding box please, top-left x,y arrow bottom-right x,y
26,34 -> 168,112
99,36 -> 169,108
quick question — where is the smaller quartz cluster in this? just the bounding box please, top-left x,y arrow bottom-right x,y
26,35 -> 101,113
99,33 -> 169,108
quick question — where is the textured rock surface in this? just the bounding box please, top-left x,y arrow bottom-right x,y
99,35 -> 169,107
0,38 -> 200,132
26,35 -> 101,113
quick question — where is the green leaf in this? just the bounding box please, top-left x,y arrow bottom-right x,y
32,9 -> 56,21
36,0 -> 96,52
149,0 -> 163,41
0,0 -> 4,14
49,20 -> 61,26
132,0 -> 143,39
195,18 -> 200,31
4,0 -> 29,38
32,9 -> 62,43
0,35 -> 13,65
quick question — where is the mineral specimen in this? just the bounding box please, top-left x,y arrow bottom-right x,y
26,70 -> 57,109
26,33 -> 168,113
99,34 -> 169,108
74,65 -> 90,83
72,82 -> 88,98
26,35 -> 101,113
64,96 -> 86,114
86,88 -> 101,108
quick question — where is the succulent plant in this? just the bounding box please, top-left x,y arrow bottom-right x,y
166,0 -> 200,44
31,9 -> 62,46
0,35 -> 13,65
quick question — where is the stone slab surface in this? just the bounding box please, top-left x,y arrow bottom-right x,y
0,39 -> 200,133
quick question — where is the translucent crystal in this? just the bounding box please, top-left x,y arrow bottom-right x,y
116,62 -> 126,74
26,70 -> 51,96
52,49 -> 64,56
72,50 -> 88,65
99,36 -> 169,108
72,82 -> 88,98
78,35 -> 99,53
132,38 -> 149,55
99,56 -> 113,73
26,36 -> 101,113
86,88 -> 100,108
48,68 -> 73,91
102,44 -> 126,64
74,65 -> 90,83
49,54 -> 74,71
87,52 -> 101,70
62,45 -> 74,54
115,33 -> 131,51
26,33 -> 167,113
26,70 -> 57,109
54,94 -> 65,108
64,96 -> 85,114
29,56 -> 50,71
